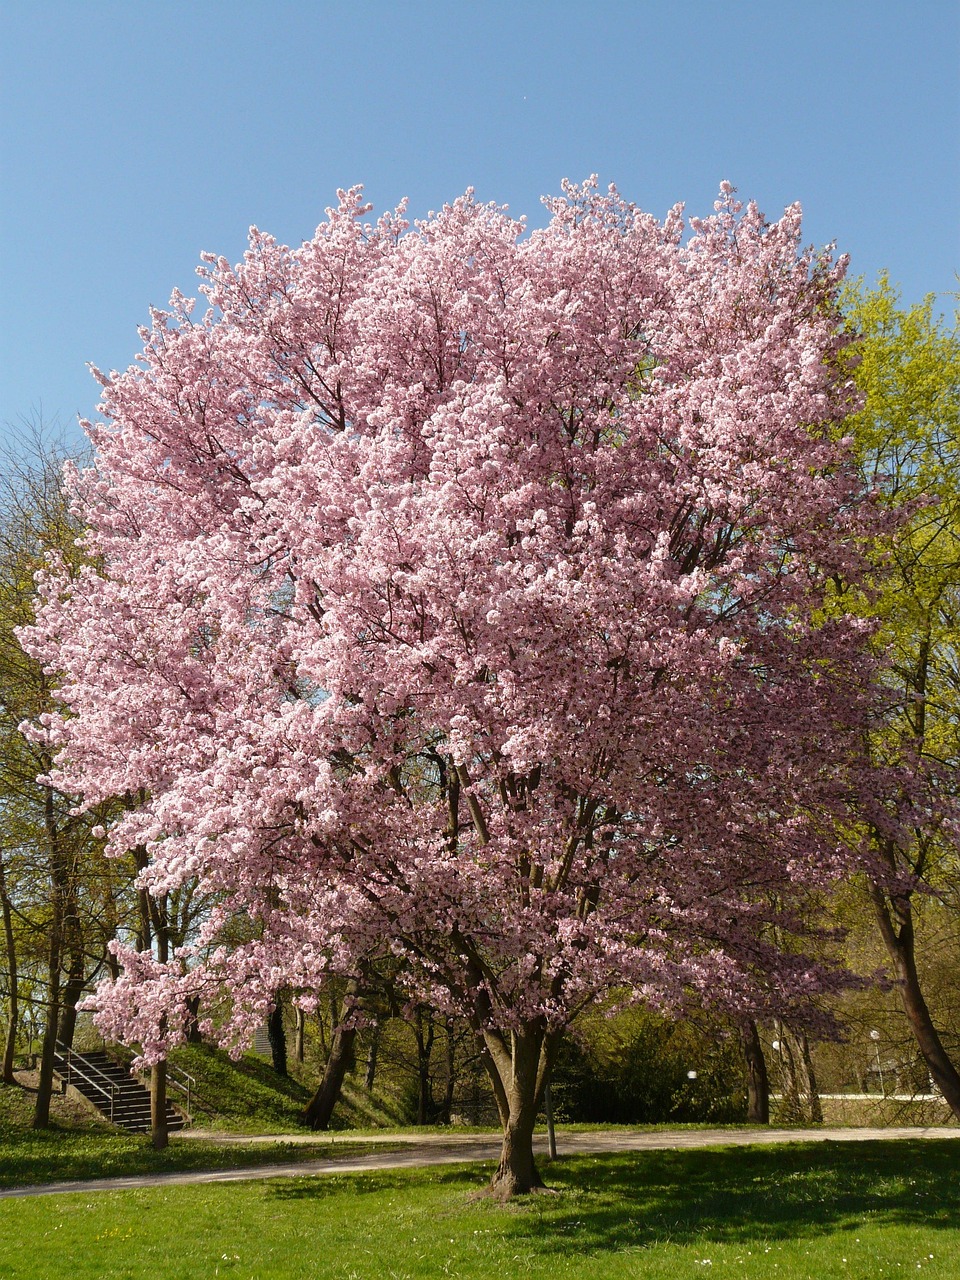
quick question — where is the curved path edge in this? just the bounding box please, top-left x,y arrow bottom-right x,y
4,1125 -> 958,1200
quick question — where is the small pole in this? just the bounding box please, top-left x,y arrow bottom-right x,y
870,1030 -> 885,1097
544,1082 -> 557,1161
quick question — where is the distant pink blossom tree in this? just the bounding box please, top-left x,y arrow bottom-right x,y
26,180 -> 881,1195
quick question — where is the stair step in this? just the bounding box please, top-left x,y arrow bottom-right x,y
54,1046 -> 189,1132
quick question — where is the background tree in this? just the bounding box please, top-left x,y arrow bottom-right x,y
840,276 -> 960,1116
0,429 -> 126,1125
26,182 -> 890,1194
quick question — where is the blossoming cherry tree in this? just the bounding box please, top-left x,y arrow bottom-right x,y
26,181 -> 879,1195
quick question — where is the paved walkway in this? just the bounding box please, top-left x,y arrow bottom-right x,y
3,1125 -> 957,1200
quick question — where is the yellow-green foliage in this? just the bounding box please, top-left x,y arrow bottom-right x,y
843,276 -> 960,752
841,278 -> 960,843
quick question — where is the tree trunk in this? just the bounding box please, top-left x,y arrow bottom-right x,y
32,944 -> 61,1128
268,999 -> 288,1077
482,1023 -> 560,1198
413,1006 -> 435,1125
147,883 -> 170,1150
544,1081 -> 557,1160
0,854 -> 19,1084
56,946 -> 86,1051
774,1020 -> 804,1122
295,1006 -> 305,1065
870,882 -> 960,1120
184,994 -> 203,1043
792,1028 -> 822,1124
151,1057 -> 168,1150
303,1025 -> 356,1129
493,1094 -> 543,1197
740,1020 -> 769,1125
302,978 -> 361,1130
33,787 -> 65,1128
439,1018 -> 456,1124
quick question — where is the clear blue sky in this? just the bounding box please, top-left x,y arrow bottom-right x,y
2,0 -> 957,454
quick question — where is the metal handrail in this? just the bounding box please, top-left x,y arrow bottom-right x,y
120,1052 -> 198,1122
54,1041 -> 120,1123
164,1062 -> 196,1118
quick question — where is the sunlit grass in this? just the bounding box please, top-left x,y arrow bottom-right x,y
0,1125 -> 399,1189
0,1140 -> 956,1279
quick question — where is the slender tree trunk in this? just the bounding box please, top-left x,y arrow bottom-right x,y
439,1018 -> 456,1123
146,881 -> 169,1150
774,1019 -> 799,1118
32,932 -> 61,1128
295,1006 -> 305,1065
0,855 -> 19,1084
268,999 -> 288,1077
775,1023 -> 821,1124
870,881 -> 960,1120
151,1055 -> 168,1151
740,1020 -> 769,1125
792,1028 -> 822,1124
33,787 -> 65,1129
56,947 -> 86,1051
544,1082 -> 557,1160
413,1006 -> 435,1125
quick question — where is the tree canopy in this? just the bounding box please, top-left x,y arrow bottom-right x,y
24,181 -> 890,1193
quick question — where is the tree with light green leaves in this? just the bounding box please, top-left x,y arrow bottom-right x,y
841,275 -> 960,1117
0,431 -> 132,1125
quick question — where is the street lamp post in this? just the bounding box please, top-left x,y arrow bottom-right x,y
870,1029 -> 885,1097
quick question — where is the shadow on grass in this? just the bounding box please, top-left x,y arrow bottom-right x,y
268,1164 -> 487,1201
171,1043 -> 312,1108
0,1125 -> 369,1188
268,1139 -> 960,1253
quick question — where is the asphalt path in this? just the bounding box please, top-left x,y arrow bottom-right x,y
3,1125 -> 958,1200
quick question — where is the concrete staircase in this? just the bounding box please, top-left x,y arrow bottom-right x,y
53,1045 -> 187,1133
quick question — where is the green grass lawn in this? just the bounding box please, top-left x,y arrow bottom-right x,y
157,1043 -> 316,1133
0,1077 -> 397,1187
0,1140 -> 956,1279
0,1126 -> 396,1189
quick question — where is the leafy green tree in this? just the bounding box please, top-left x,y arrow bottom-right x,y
842,276 -> 960,1117
0,431 -> 129,1124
